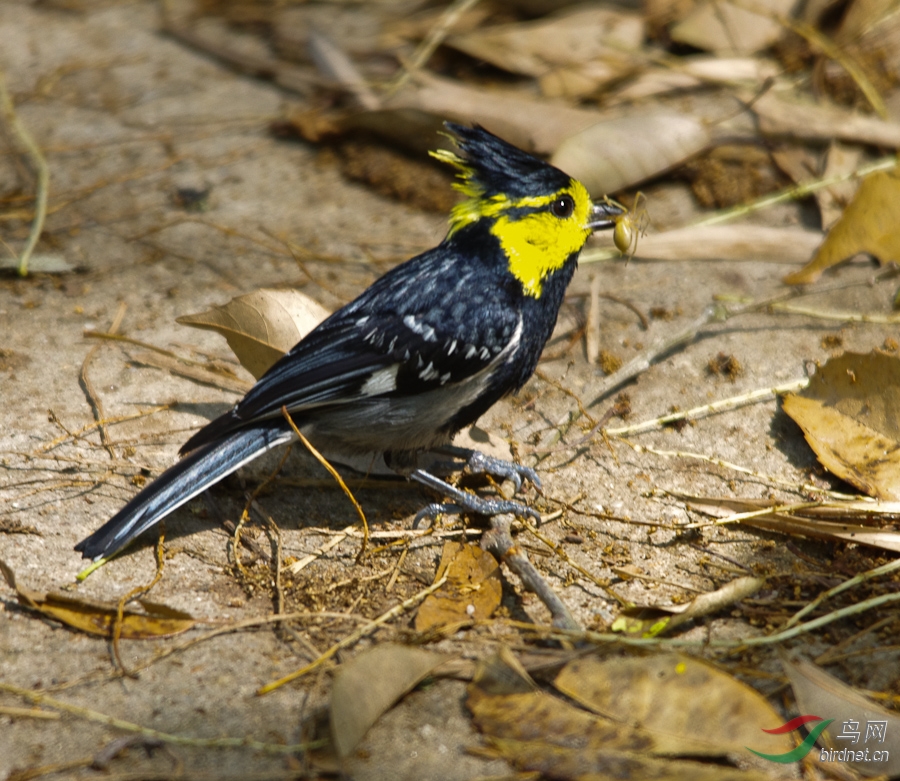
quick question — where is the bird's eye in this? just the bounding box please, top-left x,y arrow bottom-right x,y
550,194 -> 575,218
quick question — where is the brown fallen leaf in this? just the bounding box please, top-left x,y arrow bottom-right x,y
448,6 -> 643,96
177,288 -> 330,379
670,0 -> 794,55
753,91 -> 900,148
782,351 -> 900,500
551,109 -> 711,194
680,494 -> 900,554
785,167 -> 900,284
782,655 -> 900,777
610,576 -> 764,637
467,651 -> 774,780
330,644 -> 453,759
554,653 -> 792,758
415,541 -> 502,632
0,560 -> 197,639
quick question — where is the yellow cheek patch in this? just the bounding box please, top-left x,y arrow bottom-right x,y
490,182 -> 593,298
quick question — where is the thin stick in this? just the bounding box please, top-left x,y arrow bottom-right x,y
0,72 -> 49,276
0,681 -> 321,754
280,406 -> 369,558
257,575 -> 448,695
384,0 -> 482,97
604,378 -> 809,437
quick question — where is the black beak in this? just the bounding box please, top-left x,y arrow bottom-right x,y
587,199 -> 625,231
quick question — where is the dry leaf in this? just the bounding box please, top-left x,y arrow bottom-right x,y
551,110 -> 711,194
782,655 -> 900,777
670,0 -> 795,55
468,651 -> 773,780
387,71 -> 603,155
448,6 -> 643,96
782,351 -> 900,500
817,142 -> 864,231
587,224 -> 823,263
785,168 -> 900,284
0,561 -> 196,639
177,289 -> 330,379
754,91 -> 900,148
683,494 -> 900,554
610,576 -> 764,637
555,653 -> 792,757
415,542 -> 502,632
330,644 -> 453,758
449,6 -> 642,77
611,56 -> 779,103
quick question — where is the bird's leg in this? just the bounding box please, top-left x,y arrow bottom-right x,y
432,445 -> 542,493
410,468 -> 540,529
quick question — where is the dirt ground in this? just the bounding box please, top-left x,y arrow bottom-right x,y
1,2 -> 899,780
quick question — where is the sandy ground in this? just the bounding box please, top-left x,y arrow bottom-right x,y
1,2 -> 898,779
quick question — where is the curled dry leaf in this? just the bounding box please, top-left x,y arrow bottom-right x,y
177,288 -> 330,380
785,167 -> 900,284
415,541 -> 502,632
554,653 -> 791,758
551,110 -> 711,194
610,576 -> 764,637
670,0 -> 796,55
330,644 -> 453,758
782,351 -> 900,500
782,655 -> 900,777
0,561 -> 196,639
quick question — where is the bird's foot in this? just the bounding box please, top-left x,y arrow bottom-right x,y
435,446 -> 541,493
411,468 -> 540,529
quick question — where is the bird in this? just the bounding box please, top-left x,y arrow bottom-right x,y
75,122 -> 624,561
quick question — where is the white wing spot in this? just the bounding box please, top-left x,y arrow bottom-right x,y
419,362 -> 438,381
447,339 -> 457,356
361,364 -> 399,395
479,347 -> 491,360
465,345 -> 477,359
403,314 -> 437,342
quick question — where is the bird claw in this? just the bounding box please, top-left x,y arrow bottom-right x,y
434,446 -> 541,493
410,469 -> 541,529
462,450 -> 541,493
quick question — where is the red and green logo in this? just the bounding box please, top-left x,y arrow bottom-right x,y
747,715 -> 834,763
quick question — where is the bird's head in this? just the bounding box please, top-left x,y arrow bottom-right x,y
431,123 -> 622,298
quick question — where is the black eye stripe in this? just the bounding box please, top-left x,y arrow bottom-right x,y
551,194 -> 575,218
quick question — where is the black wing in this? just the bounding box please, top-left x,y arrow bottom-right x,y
182,245 -> 522,453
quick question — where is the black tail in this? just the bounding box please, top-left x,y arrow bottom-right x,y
75,420 -> 293,560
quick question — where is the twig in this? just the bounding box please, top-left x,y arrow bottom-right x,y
482,514 -> 579,631
257,575 -> 448,695
80,302 -> 128,459
384,0 -> 483,97
112,526 -> 167,677
604,378 -> 809,437
0,71 -> 49,276
281,406 -> 369,559
0,681 -> 322,754
782,558 -> 900,630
